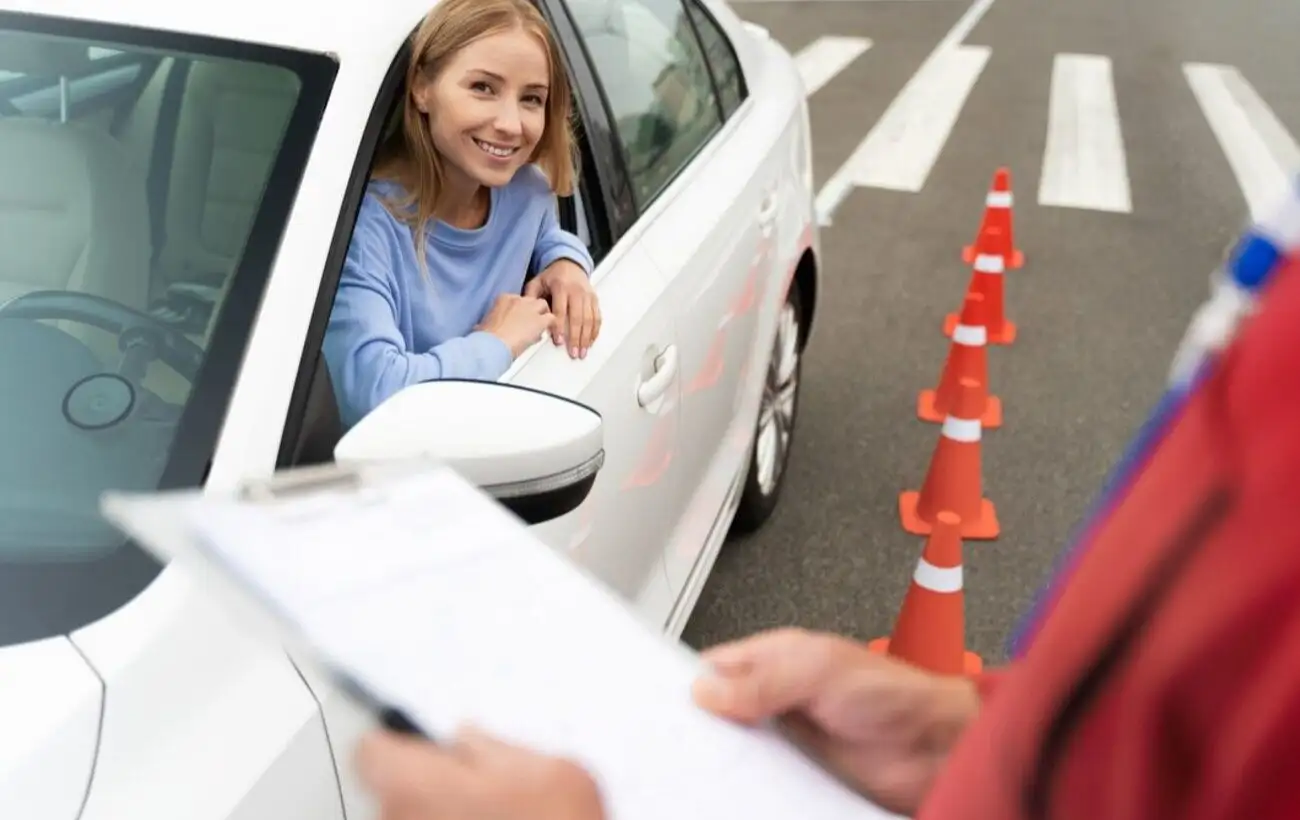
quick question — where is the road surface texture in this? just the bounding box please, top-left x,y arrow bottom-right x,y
682,0 -> 1300,661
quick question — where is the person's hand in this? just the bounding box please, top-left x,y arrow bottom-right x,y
355,726 -> 606,820
476,294 -> 558,358
692,628 -> 980,816
524,259 -> 601,359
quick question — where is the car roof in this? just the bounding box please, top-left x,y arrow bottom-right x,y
3,0 -> 435,60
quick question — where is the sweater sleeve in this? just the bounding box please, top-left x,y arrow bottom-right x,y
530,193 -> 594,276
322,209 -> 512,429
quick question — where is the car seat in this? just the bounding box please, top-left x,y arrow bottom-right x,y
0,35 -> 151,313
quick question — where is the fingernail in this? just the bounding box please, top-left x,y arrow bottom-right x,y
570,346 -> 579,357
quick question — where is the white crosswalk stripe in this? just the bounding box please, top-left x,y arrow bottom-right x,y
1184,63 -> 1300,221
796,41 -> 1300,225
812,0 -> 999,223
844,45 -> 989,193
1038,54 -> 1132,214
794,36 -> 872,97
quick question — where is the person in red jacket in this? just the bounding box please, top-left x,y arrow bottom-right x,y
353,252 -> 1300,819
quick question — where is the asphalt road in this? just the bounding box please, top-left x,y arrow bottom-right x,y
681,0 -> 1300,661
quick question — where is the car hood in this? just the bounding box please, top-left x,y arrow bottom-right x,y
0,636 -> 102,819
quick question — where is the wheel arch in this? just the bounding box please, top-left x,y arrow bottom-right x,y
791,247 -> 818,349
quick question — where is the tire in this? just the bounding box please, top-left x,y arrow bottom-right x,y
730,284 -> 804,536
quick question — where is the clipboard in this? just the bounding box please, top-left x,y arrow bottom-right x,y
101,459 -> 904,820
102,460 -> 445,736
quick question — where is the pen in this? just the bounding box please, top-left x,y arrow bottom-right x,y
335,669 -> 435,741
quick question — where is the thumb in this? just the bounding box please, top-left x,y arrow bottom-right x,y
523,276 -> 545,299
692,629 -> 864,725
355,731 -> 452,798
453,724 -> 513,759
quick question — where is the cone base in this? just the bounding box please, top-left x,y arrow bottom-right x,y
867,637 -> 984,675
917,389 -> 1002,429
945,312 -> 1017,345
899,490 -> 1000,540
963,245 -> 1024,269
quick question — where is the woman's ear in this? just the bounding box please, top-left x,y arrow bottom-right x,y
410,73 -> 434,115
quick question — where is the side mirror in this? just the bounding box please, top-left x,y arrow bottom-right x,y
333,380 -> 604,526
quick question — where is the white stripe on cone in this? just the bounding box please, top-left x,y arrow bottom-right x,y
941,416 -> 981,442
913,557 -> 963,593
952,323 -> 987,346
986,191 -> 1013,208
974,253 -> 1004,274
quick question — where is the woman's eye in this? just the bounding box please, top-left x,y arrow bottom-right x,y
523,94 -> 545,106
471,81 -> 493,93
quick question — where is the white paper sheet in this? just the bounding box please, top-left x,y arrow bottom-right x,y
110,464 -> 903,820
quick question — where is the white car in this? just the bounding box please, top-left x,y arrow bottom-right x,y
0,0 -> 820,816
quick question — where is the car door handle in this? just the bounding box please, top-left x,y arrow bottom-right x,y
758,188 -> 780,238
637,345 -> 679,407
758,188 -> 779,224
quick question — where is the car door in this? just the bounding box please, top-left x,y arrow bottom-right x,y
270,22 -> 685,817
563,0 -> 782,598
498,0 -> 684,629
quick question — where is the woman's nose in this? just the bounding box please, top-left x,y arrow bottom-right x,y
493,102 -> 523,137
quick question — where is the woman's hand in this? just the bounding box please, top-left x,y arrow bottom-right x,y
477,294 -> 557,358
693,628 -> 981,816
356,726 -> 607,820
525,259 -> 601,359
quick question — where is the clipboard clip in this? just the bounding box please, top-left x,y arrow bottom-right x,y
237,463 -> 366,503
236,459 -> 443,504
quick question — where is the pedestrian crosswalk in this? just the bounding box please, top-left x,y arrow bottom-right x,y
790,34 -> 1300,226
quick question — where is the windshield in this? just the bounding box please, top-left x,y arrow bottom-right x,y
0,14 -> 336,646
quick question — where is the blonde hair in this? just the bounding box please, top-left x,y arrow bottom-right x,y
372,0 -> 578,257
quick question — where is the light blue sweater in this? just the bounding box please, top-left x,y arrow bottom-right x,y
322,166 -> 594,429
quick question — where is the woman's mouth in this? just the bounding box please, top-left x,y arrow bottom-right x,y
473,138 -> 519,159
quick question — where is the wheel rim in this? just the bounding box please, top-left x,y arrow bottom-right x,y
754,301 -> 800,495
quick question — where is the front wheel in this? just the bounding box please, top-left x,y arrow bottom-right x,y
731,284 -> 803,536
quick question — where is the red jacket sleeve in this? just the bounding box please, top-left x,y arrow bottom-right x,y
968,666 -> 1013,703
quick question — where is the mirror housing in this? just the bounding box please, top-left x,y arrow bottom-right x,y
333,380 -> 604,525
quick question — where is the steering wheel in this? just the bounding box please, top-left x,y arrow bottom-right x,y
0,290 -> 206,382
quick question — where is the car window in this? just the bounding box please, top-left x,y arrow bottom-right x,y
0,18 -> 334,646
684,0 -> 745,117
566,0 -> 722,210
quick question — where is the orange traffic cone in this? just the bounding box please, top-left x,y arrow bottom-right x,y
919,291 -> 1002,429
944,226 -> 1016,346
899,377 -> 999,540
962,167 -> 1024,270
868,511 -> 983,676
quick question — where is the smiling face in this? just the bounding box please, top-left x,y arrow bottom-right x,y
415,26 -> 551,193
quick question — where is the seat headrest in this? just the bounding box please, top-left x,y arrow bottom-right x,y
0,34 -> 92,77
